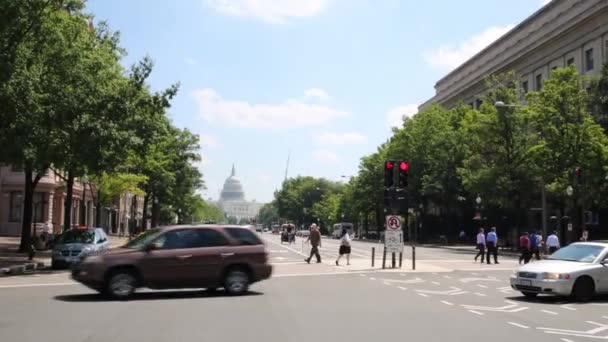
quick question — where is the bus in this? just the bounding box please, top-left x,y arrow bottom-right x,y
332,222 -> 354,239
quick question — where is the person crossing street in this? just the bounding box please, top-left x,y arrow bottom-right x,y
546,231 -> 560,254
474,228 -> 486,263
518,232 -> 531,264
486,227 -> 499,264
305,224 -> 322,264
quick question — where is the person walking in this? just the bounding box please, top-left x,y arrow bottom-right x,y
305,224 -> 322,264
486,227 -> 499,264
529,231 -> 541,261
474,228 -> 486,263
546,231 -> 560,254
335,228 -> 352,266
518,232 -> 531,264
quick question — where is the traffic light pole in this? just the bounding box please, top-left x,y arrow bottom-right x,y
384,160 -> 411,270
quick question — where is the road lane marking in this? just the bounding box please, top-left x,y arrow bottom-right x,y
468,310 -> 484,316
359,274 -> 366,277
474,292 -> 487,297
398,286 -> 407,290
443,275 -> 451,279
504,300 -> 517,305
471,272 -> 479,276
541,310 -> 558,315
508,322 -> 530,329
0,282 -> 77,289
418,293 -> 429,298
264,237 -> 308,257
432,281 -> 440,285
560,304 -> 577,311
383,282 -> 392,286
477,284 -> 488,288
369,277 -> 376,281
441,301 -> 454,306
603,316 -> 608,320
560,339 -> 574,342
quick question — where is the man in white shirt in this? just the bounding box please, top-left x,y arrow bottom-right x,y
546,231 -> 560,254
474,228 -> 486,263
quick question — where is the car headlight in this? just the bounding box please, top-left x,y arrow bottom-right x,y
542,272 -> 570,280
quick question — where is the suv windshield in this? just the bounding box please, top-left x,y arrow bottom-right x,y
548,244 -> 605,263
56,230 -> 95,244
124,229 -> 162,249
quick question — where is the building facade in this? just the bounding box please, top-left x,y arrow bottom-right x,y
421,0 -> 608,111
216,165 -> 264,221
0,166 -> 143,236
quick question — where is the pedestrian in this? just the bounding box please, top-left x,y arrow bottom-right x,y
580,228 -> 589,242
335,228 -> 352,266
486,227 -> 499,264
529,231 -> 541,261
518,232 -> 531,264
474,228 -> 486,263
305,224 -> 322,264
546,231 -> 560,254
459,230 -> 466,243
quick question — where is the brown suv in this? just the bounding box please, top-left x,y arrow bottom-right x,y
71,225 -> 272,299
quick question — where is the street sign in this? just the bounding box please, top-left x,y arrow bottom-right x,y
386,215 -> 403,230
385,230 -> 403,253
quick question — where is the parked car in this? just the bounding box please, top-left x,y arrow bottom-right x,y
52,228 -> 109,269
71,225 -> 272,299
510,242 -> 608,301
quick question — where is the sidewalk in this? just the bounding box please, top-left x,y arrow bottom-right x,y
419,243 -> 521,257
0,235 -> 128,276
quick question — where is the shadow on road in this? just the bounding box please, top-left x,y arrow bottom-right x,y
506,294 -> 608,304
53,290 -> 264,302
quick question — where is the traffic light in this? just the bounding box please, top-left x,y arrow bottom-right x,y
398,161 -> 409,188
384,160 -> 395,187
575,167 -> 583,184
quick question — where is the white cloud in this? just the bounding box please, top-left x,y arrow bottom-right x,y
205,0 -> 332,24
199,134 -> 221,149
184,57 -> 197,66
304,88 -> 330,101
314,131 -> 367,145
192,88 -> 350,129
312,149 -> 338,163
424,24 -> 515,71
386,104 -> 419,128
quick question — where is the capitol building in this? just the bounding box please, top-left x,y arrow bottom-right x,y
216,165 -> 264,221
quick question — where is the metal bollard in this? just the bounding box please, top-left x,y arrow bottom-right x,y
391,252 -> 396,268
382,247 -> 387,269
412,245 -> 416,270
399,252 -> 403,268
371,247 -> 375,267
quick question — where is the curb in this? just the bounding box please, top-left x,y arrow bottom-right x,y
420,244 -> 521,257
0,261 -> 47,277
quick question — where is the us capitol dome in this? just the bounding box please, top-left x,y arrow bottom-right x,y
217,164 -> 264,221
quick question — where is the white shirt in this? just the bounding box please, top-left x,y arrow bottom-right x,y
546,234 -> 560,247
340,233 -> 351,246
476,233 -> 486,245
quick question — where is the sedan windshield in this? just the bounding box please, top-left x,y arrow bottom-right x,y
124,229 -> 162,249
548,244 -> 605,263
56,230 -> 95,244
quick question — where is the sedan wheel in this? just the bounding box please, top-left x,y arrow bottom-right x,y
224,269 -> 249,295
572,277 -> 594,302
106,272 -> 137,300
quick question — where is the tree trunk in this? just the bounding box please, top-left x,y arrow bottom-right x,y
142,193 -> 149,231
80,182 -> 87,227
151,195 -> 159,228
18,169 -> 34,252
63,172 -> 75,232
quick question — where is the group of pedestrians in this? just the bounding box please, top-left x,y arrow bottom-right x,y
474,227 -> 500,264
304,223 -> 352,265
518,230 -> 560,264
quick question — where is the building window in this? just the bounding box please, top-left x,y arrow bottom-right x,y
475,98 -> 483,109
585,48 -> 594,71
522,81 -> 529,94
9,192 -> 23,222
33,192 -> 45,223
567,57 -> 575,66
535,74 -> 543,91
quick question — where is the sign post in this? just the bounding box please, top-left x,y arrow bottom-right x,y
384,215 -> 403,268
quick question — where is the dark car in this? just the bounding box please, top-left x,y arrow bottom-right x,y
71,225 -> 272,299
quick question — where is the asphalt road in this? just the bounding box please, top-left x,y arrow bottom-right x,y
1,240 -> 607,342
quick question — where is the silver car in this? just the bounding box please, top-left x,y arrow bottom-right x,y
52,228 -> 109,269
510,242 -> 608,301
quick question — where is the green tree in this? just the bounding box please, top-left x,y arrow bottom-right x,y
274,176 -> 343,224
257,202 -> 279,226
311,193 -> 341,230
528,66 -> 608,226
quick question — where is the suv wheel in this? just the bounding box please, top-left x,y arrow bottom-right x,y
106,271 -> 137,300
224,269 -> 250,295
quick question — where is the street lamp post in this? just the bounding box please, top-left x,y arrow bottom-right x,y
475,195 -> 483,227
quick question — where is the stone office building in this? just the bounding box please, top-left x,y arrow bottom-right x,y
421,0 -> 608,111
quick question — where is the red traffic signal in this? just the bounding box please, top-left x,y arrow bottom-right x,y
385,161 -> 394,169
399,162 -> 409,171
384,160 -> 395,187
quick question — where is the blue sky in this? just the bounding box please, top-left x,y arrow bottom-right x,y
87,0 -> 550,203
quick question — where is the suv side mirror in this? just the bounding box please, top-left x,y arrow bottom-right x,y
145,242 -> 162,252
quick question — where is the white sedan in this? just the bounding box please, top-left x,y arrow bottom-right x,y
510,242 -> 608,301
